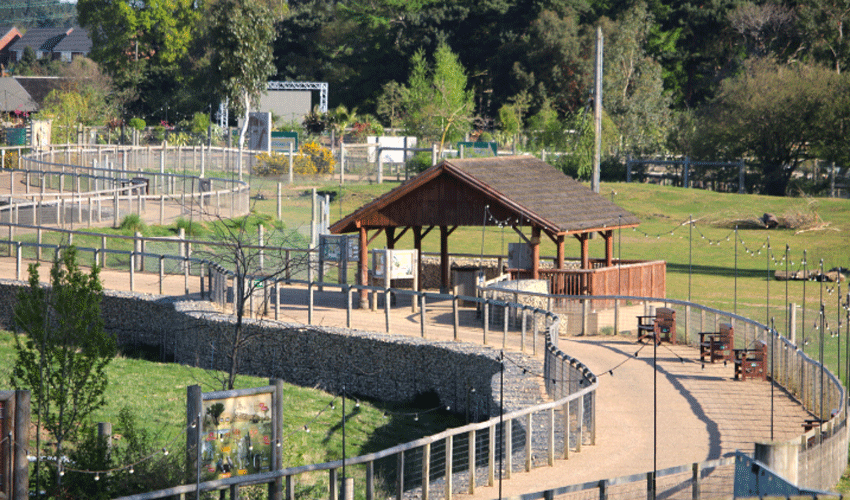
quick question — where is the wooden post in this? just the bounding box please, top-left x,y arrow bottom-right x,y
440,225 -> 449,293
359,225 -> 368,307
14,390 -> 31,500
531,226 -> 540,279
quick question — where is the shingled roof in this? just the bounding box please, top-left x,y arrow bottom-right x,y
330,155 -> 639,237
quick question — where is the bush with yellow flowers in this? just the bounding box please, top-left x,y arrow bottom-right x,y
253,151 -> 289,176
294,141 -> 335,175
254,142 -> 335,176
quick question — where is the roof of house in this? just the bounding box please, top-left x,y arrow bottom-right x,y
14,76 -> 65,107
329,155 -> 640,237
53,28 -> 91,54
0,27 -> 23,51
8,27 -> 71,54
0,77 -> 37,112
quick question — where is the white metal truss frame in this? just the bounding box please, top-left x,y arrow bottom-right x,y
218,81 -> 329,129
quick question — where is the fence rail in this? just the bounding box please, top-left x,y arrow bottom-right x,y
1,146 -> 846,499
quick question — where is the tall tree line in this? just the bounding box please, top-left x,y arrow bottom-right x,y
64,0 -> 850,194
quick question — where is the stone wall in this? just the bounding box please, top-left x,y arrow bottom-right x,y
0,279 -> 547,420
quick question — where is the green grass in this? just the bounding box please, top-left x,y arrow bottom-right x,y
0,328 -> 461,496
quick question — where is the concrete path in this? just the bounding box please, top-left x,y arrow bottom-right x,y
0,170 -> 817,499
0,258 -> 815,499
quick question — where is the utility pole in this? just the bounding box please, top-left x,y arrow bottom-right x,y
592,25 -> 603,194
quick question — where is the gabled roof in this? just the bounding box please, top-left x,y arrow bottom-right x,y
0,77 -> 37,112
8,27 -> 71,54
53,28 -> 91,54
0,27 -> 23,51
329,155 -> 640,236
14,76 -> 65,107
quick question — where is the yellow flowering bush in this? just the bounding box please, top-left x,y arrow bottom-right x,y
294,141 -> 335,175
253,152 -> 289,176
253,142 -> 335,176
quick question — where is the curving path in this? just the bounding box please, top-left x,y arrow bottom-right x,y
0,170 -> 816,499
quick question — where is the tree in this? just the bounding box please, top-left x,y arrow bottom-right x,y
693,59 -> 847,195
78,0 -> 199,117
376,80 -> 407,132
210,0 -> 276,180
797,0 -> 850,73
11,246 -> 117,485
401,42 -> 474,154
194,213 -> 308,390
602,3 -> 672,156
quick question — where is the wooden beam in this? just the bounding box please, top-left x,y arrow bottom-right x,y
579,233 -> 589,269
386,227 -> 395,249
511,225 -> 531,245
366,228 -> 384,246
579,233 -> 590,295
556,235 -> 565,269
421,225 -> 435,239
414,226 -> 423,292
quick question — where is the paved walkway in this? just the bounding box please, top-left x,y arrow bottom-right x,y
0,171 -> 817,498
0,257 -> 815,499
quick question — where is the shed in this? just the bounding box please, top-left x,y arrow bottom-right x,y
329,155 -> 644,302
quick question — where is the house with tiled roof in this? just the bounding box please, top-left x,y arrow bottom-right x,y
52,28 -> 92,62
0,27 -> 23,67
7,27 -> 72,63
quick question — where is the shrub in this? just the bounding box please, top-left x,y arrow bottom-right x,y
293,141 -> 335,175
406,151 -> 433,173
174,217 -> 204,237
128,117 -> 146,131
254,151 -> 289,176
119,213 -> 145,233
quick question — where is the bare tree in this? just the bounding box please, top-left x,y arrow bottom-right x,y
189,189 -> 310,390
728,2 -> 797,58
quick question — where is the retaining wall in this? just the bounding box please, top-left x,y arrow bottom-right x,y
0,280 -> 547,420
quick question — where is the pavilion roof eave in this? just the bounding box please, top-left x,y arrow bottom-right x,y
562,222 -> 641,236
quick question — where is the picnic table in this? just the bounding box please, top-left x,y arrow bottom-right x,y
699,323 -> 734,364
636,307 -> 676,345
733,340 -> 766,381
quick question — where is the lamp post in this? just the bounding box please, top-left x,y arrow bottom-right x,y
499,350 -> 504,500
652,334 -> 657,500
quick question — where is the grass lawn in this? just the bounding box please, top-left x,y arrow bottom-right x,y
0,328 -> 461,496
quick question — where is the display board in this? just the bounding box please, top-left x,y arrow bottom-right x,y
188,384 -> 281,481
372,249 -> 418,287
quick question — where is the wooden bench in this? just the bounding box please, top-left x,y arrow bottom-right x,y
699,323 -> 734,364
802,418 -> 825,432
733,340 -> 766,381
636,307 -> 676,345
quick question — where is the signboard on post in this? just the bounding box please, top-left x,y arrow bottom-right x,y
248,112 -> 272,151
187,383 -> 282,484
372,248 -> 418,289
319,234 -> 359,286
271,131 -> 298,152
456,141 -> 497,157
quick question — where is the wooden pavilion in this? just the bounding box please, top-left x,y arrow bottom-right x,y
329,155 -> 662,303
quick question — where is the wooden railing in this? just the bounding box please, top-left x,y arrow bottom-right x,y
509,259 -> 667,307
